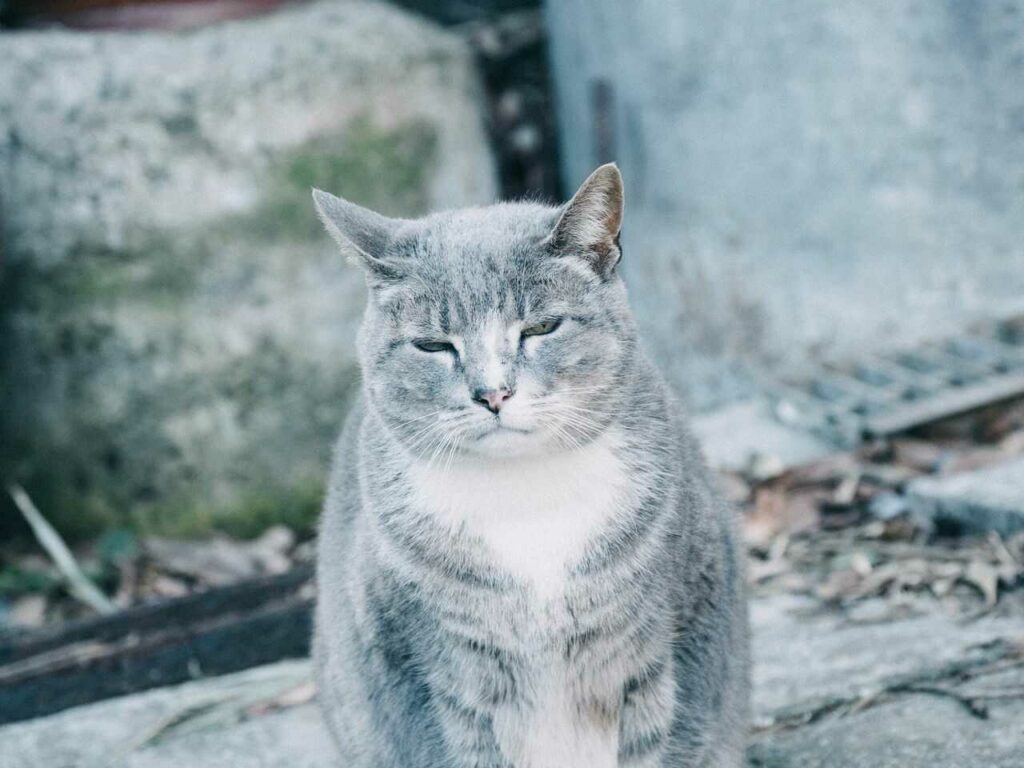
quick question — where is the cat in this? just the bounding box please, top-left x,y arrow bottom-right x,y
312,164 -> 749,768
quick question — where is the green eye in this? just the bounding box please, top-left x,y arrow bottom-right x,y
521,319 -> 562,337
413,340 -> 456,354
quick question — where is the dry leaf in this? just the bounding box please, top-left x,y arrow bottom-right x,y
962,561 -> 999,608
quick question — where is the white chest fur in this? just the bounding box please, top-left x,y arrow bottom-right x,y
407,429 -> 632,602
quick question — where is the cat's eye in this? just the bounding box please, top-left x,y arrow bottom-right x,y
521,319 -> 562,337
413,339 -> 456,354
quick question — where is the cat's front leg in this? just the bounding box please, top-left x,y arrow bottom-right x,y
616,653 -> 676,767
430,690 -> 514,768
494,683 -> 620,768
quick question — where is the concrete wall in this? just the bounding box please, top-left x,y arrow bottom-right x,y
546,0 -> 1024,407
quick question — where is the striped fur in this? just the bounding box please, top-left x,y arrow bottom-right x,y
313,165 -> 749,767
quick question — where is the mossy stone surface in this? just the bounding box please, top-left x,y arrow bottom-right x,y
0,0 -> 496,540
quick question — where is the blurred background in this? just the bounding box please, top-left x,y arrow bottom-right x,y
1,2 -> 1024,764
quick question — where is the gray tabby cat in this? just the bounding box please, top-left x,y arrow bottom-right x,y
312,164 -> 748,768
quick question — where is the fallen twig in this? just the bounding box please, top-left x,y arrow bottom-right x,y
7,483 -> 116,615
128,671 -> 315,751
898,683 -> 989,719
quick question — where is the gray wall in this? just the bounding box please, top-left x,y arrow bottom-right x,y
546,0 -> 1024,408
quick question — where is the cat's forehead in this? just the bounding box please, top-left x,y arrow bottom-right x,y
392,202 -> 558,267
379,204 -> 594,329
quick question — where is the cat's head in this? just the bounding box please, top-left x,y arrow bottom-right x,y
313,164 -> 637,459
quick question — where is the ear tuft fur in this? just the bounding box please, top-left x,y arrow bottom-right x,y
549,163 -> 624,277
312,189 -> 402,280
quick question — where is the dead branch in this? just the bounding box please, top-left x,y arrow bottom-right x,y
7,483 -> 115,615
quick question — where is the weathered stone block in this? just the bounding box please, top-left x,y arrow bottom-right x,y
907,458 -> 1024,537
0,0 -> 496,537
547,0 -> 1024,408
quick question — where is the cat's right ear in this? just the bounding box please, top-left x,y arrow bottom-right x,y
312,189 -> 402,282
547,163 -> 624,280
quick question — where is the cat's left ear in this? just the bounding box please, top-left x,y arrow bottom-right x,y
548,163 -> 624,279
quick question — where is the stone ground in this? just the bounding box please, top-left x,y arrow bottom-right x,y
2,591 -> 1021,767
4,400 -> 1023,765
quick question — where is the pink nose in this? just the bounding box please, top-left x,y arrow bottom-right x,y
473,387 -> 514,414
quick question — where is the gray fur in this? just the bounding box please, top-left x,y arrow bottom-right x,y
313,164 -> 749,767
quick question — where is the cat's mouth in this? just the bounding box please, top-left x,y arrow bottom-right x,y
465,422 -> 540,457
477,422 -> 533,440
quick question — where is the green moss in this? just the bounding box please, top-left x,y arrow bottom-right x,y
1,468 -> 327,545
1,117 -> 440,316
136,476 -> 326,540
0,476 -> 128,545
2,115 -> 437,314
3,233 -> 207,316
0,356 -> 360,544
0,565 -> 59,599
286,116 -> 439,216
0,114 -> 428,544
240,116 -> 439,242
